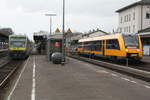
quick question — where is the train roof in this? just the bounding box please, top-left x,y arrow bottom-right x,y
79,33 -> 140,42
79,34 -> 123,42
9,34 -> 27,37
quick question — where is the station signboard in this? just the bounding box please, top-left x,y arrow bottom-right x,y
55,42 -> 60,47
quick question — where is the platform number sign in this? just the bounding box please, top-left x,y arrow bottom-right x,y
55,42 -> 60,47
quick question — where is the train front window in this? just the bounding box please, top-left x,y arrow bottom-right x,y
10,41 -> 26,47
123,35 -> 139,48
10,37 -> 26,41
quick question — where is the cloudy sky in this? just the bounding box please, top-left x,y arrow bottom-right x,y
0,0 -> 139,40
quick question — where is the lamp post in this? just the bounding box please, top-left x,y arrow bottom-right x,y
45,14 -> 56,61
62,0 -> 66,64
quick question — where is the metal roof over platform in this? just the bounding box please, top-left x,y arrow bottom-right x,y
0,28 -> 13,37
139,27 -> 150,38
33,31 -> 48,44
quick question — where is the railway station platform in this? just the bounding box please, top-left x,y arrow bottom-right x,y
143,56 -> 150,63
7,55 -> 150,100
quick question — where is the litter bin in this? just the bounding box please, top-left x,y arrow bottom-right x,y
51,52 -> 62,64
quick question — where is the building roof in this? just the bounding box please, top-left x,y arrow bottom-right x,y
116,0 -> 150,13
138,27 -> 150,33
82,29 -> 109,38
0,28 -> 13,37
86,29 -> 108,36
138,27 -> 150,38
33,31 -> 49,36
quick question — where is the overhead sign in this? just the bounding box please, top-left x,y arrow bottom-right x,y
67,28 -> 72,33
55,42 -> 60,47
55,28 -> 61,33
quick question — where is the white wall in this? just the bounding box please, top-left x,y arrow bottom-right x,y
118,4 -> 150,34
142,5 -> 150,30
118,6 -> 138,34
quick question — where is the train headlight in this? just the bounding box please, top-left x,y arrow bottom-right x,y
137,50 -> 140,52
125,49 -> 129,52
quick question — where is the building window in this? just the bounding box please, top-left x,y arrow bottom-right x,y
124,15 -> 127,22
146,12 -> 150,19
120,28 -> 122,32
129,26 -> 131,33
133,25 -> 135,33
129,14 -> 131,21
120,17 -> 123,23
133,12 -> 135,20
124,27 -> 126,32
127,27 -> 128,32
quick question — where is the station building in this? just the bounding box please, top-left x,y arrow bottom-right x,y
116,0 -> 150,56
0,28 -> 13,49
82,29 -> 109,38
0,28 -> 13,41
65,29 -> 108,47
33,31 -> 49,54
33,28 -> 108,56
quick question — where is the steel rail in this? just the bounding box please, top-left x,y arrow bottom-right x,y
0,56 -> 11,68
0,61 -> 23,88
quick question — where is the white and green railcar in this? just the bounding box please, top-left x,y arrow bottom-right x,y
9,35 -> 31,59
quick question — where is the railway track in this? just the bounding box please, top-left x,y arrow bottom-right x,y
0,49 -> 10,68
129,63 -> 150,72
69,55 -> 150,82
0,60 -> 24,88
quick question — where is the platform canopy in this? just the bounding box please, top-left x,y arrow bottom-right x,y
33,31 -> 48,43
139,27 -> 150,38
0,28 -> 13,37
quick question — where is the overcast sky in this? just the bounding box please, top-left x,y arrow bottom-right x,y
0,0 -> 139,40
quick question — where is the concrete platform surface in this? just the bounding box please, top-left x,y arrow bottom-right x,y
142,56 -> 150,63
8,55 -> 150,100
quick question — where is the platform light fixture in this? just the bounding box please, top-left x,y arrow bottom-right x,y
45,13 -> 56,61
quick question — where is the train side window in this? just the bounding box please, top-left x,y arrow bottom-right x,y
83,42 -> 87,50
92,41 -> 102,51
95,41 -> 99,51
106,39 -> 120,50
87,42 -> 92,51
83,42 -> 90,51
78,43 -> 82,48
92,41 -> 96,51
99,41 -> 102,51
0,42 -> 1,49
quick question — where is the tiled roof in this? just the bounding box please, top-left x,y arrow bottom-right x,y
116,0 -> 150,13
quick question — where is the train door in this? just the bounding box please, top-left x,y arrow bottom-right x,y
102,40 -> 105,56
